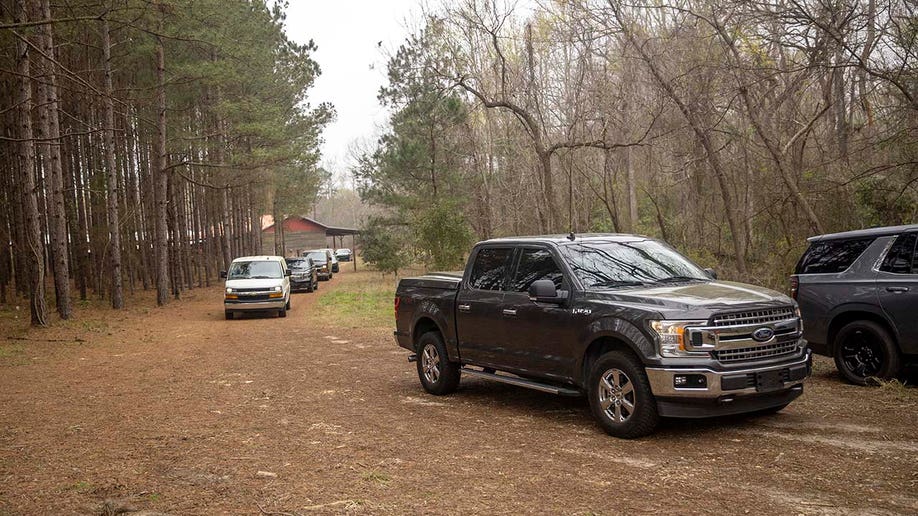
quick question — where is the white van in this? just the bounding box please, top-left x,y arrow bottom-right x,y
221,256 -> 291,319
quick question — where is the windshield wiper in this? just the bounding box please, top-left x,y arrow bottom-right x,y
590,280 -> 651,288
653,276 -> 706,284
249,275 -> 275,279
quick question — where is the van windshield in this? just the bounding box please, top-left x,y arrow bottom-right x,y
560,240 -> 708,289
228,261 -> 283,279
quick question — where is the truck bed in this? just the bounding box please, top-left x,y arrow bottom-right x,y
398,272 -> 462,290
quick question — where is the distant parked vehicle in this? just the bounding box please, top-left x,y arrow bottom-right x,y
304,250 -> 333,280
335,248 -> 352,262
320,248 -> 340,273
285,257 -> 319,293
792,224 -> 917,385
221,256 -> 291,320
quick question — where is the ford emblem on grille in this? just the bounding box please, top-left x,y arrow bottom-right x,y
752,327 -> 775,342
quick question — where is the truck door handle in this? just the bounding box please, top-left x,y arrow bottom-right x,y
502,309 -> 517,316
458,304 -> 471,312
886,286 -> 909,293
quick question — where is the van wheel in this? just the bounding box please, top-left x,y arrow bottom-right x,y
278,304 -> 287,318
417,332 -> 460,395
225,311 -> 233,320
286,297 -> 291,310
587,351 -> 659,439
834,320 -> 900,385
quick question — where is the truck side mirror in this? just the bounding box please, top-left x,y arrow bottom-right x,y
704,268 -> 718,280
220,270 -> 227,279
284,269 -> 291,277
528,279 -> 567,304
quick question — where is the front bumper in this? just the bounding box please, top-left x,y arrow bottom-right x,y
224,299 -> 285,311
646,350 -> 811,417
290,277 -> 313,289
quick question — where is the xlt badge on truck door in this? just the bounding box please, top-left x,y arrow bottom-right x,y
572,307 -> 592,315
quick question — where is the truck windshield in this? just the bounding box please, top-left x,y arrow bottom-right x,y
228,261 -> 283,279
560,240 -> 708,289
305,251 -> 326,263
285,259 -> 310,270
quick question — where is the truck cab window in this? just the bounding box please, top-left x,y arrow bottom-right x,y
511,248 -> 564,291
469,248 -> 513,290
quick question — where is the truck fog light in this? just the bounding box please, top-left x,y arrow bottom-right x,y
674,374 -> 707,389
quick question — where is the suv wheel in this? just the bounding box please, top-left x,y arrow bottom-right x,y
224,311 -> 233,320
834,320 -> 900,385
587,351 -> 659,438
417,331 -> 460,395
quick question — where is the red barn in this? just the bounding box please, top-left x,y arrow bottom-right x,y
261,216 -> 357,257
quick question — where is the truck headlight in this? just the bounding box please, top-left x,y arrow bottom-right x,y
649,320 -> 707,357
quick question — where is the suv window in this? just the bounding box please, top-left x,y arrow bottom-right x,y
795,237 -> 875,274
468,248 -> 513,290
511,248 -> 564,291
880,233 -> 917,274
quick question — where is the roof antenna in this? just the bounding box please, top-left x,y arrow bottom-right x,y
567,232 -> 576,241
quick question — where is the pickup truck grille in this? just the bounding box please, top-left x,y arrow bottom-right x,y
711,307 -> 795,327
713,337 -> 800,363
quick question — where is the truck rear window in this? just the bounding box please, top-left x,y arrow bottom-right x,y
469,248 -> 513,290
795,237 -> 874,274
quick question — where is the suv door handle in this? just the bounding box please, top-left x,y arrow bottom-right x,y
458,304 -> 471,312
886,286 -> 910,293
502,309 -> 517,316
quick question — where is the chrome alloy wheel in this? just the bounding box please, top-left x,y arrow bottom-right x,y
598,368 -> 636,423
421,343 -> 441,384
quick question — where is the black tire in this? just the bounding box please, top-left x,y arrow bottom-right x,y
833,320 -> 900,385
587,351 -> 659,439
286,297 -> 291,310
416,331 -> 460,395
224,311 -> 233,320
278,302 -> 287,318
306,280 -> 314,293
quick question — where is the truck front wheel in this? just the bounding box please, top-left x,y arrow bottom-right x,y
417,331 -> 460,395
587,351 -> 659,439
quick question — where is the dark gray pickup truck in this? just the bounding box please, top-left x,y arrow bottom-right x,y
394,234 -> 811,438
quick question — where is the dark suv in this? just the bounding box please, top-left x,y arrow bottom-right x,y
792,224 -> 917,384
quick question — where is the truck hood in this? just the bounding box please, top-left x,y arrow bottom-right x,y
225,278 -> 284,290
589,280 -> 792,319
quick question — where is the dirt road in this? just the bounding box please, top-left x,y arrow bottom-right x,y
1,269 -> 916,515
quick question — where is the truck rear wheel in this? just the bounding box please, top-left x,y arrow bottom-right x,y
587,351 -> 659,439
417,331 -> 460,395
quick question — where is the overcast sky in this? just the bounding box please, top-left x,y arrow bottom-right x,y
284,0 -> 422,184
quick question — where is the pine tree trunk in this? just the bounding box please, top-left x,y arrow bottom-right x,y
34,0 -> 72,318
102,18 -> 124,309
153,32 -> 170,306
15,0 -> 48,326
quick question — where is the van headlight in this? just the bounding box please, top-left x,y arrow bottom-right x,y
649,320 -> 707,357
225,288 -> 234,294
272,286 -> 282,292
